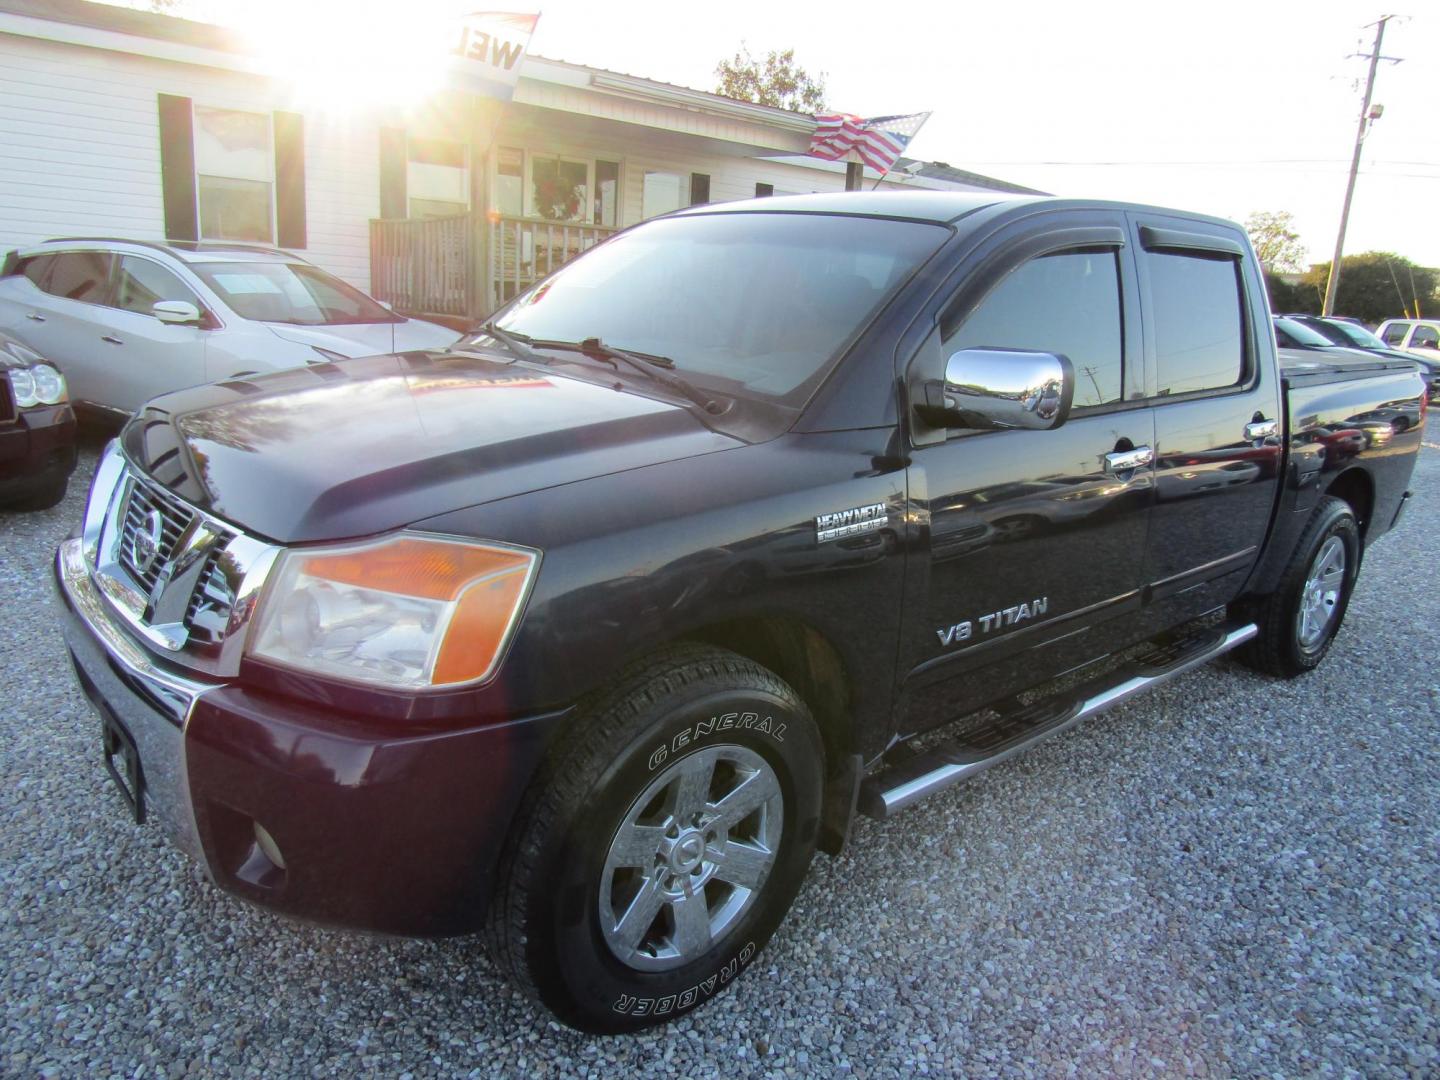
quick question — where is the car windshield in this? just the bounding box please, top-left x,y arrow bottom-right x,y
1326,320 -> 1389,349
193,262 -> 401,326
1274,317 -> 1335,347
490,212 -> 947,406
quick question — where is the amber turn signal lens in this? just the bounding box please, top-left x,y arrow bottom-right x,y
301,538 -> 533,602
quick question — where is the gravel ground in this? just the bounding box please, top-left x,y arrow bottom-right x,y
2,434 -> 1437,1079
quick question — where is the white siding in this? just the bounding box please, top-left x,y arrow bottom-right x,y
0,33 -> 378,289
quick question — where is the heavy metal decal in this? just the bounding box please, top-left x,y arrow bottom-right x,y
815,502 -> 888,544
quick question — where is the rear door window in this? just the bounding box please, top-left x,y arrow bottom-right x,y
1381,323 -> 1409,346
44,251 -> 113,304
17,254 -> 56,290
1146,251 -> 1245,397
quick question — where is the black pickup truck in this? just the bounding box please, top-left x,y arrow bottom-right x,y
55,193 -> 1423,1032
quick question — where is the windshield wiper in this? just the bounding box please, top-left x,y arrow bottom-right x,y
562,337 -> 723,415
470,321 -> 545,365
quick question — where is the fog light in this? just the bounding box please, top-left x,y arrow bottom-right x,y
253,821 -> 287,870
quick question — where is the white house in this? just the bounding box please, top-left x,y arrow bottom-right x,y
0,0 -> 1037,320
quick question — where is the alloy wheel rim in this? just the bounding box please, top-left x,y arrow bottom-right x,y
598,744 -> 783,972
1298,535 -> 1346,648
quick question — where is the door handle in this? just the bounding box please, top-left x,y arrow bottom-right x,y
1245,418 -> 1278,441
1104,446 -> 1153,475
25,312 -> 45,322
101,335 -> 124,345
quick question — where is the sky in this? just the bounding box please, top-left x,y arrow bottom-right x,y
180,0 -> 1439,268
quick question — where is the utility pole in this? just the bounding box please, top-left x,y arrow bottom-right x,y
1322,15 -> 1401,316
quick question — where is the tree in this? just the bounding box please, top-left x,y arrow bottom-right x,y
1300,252 -> 1438,323
1245,211 -> 1307,274
715,46 -> 826,113
1263,271 -> 1312,315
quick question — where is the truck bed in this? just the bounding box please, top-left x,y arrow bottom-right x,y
1278,346 -> 1422,386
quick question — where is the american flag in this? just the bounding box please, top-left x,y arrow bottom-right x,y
807,112 -> 931,174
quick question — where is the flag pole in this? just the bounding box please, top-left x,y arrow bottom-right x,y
869,111 -> 932,191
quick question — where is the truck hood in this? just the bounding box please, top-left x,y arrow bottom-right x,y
121,350 -> 740,543
264,318 -> 461,357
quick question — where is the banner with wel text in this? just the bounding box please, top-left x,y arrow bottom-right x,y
449,11 -> 539,100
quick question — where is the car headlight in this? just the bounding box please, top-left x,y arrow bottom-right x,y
249,534 -> 539,690
6,364 -> 67,408
7,366 -> 35,408
32,363 -> 67,404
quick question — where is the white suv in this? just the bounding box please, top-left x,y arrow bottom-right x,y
0,239 -> 461,416
1377,318 -> 1440,359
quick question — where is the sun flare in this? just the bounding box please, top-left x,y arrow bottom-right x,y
223,0 -> 465,111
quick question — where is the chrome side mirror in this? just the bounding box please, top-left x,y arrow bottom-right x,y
153,300 -> 202,325
921,347 -> 1075,431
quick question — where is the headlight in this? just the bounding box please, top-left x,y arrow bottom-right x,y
249,534 -> 539,690
32,364 -> 67,405
6,364 -> 67,408
7,366 -> 36,408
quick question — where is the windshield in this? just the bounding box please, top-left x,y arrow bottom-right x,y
491,212 -> 947,406
1326,320 -> 1388,349
194,262 -> 401,325
1274,317 -> 1334,347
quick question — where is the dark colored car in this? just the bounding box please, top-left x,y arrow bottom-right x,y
0,329 -> 76,509
1284,314 -> 1440,402
55,193 -> 1423,1033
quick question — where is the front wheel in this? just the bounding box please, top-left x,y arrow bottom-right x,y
5,476 -> 68,512
1237,495 -> 1359,678
485,644 -> 824,1033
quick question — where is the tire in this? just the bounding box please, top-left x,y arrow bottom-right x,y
5,476 -> 67,512
1237,495 -> 1359,678
485,643 -> 824,1033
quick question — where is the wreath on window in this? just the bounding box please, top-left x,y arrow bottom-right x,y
534,175 -> 583,221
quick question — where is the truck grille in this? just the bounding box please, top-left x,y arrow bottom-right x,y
183,549 -> 236,643
88,445 -> 278,678
117,476 -> 197,593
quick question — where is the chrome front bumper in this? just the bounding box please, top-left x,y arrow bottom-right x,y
54,537 -> 215,862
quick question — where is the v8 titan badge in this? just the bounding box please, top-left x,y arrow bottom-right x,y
815,502 -> 888,544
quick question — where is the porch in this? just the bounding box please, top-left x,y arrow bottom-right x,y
368,212 -> 618,325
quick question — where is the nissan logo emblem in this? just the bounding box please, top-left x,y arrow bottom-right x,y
131,508 -> 164,575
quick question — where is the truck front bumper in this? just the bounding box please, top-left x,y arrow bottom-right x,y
54,537 -> 567,936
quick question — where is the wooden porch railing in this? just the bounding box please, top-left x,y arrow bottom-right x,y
488,215 -> 619,309
369,214 -> 473,318
369,214 -> 621,321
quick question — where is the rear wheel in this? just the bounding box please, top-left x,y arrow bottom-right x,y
1238,496 -> 1359,677
485,644 -> 824,1033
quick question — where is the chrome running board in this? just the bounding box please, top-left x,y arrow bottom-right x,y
858,622 -> 1258,820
